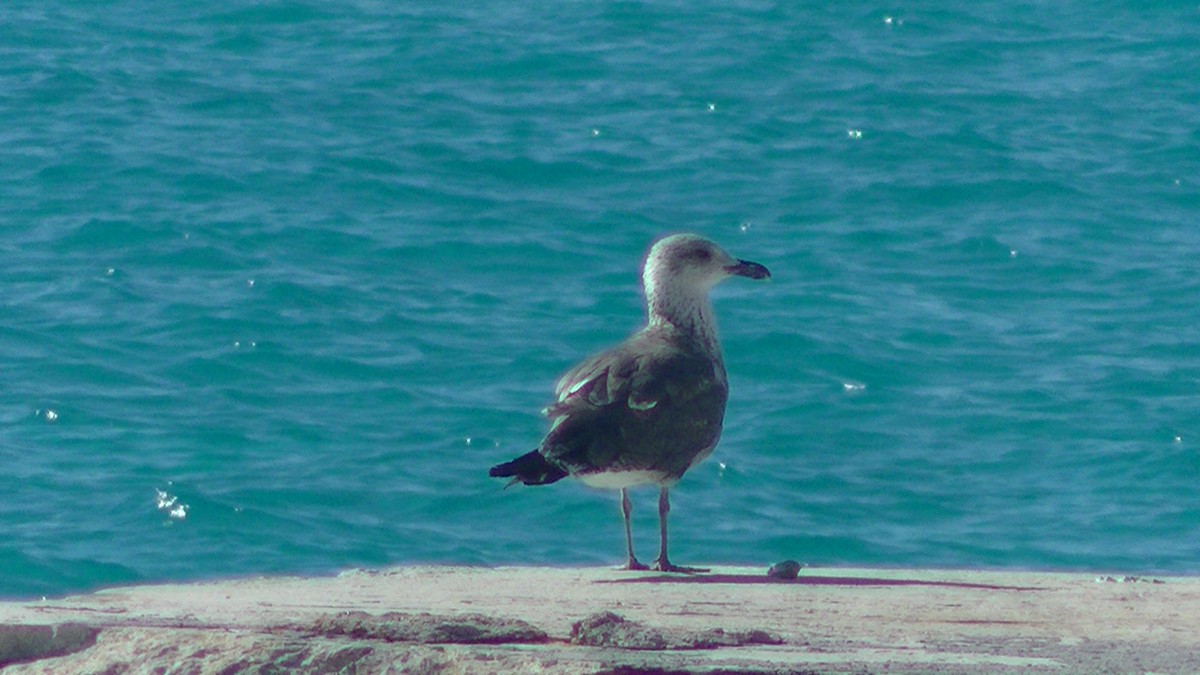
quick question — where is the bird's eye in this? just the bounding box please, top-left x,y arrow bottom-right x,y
693,248 -> 711,261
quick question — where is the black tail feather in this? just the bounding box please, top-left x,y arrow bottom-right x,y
489,450 -> 568,486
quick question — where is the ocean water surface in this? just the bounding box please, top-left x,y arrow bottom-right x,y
3,2 -> 1200,598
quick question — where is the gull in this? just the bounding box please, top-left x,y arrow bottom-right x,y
490,233 -> 770,572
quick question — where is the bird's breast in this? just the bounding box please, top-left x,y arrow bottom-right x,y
575,469 -> 669,489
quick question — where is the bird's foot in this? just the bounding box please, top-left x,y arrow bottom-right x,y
651,559 -> 709,574
621,557 -> 650,571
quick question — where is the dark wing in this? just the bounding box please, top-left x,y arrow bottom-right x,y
539,331 -> 728,479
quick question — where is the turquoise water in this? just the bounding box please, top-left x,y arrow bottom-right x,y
4,2 -> 1200,599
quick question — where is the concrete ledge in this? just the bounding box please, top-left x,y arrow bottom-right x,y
0,624 -> 99,668
1,566 -> 1197,673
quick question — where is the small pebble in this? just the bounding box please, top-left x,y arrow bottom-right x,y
767,560 -> 804,580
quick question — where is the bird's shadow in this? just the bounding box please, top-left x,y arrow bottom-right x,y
595,572 -> 1038,592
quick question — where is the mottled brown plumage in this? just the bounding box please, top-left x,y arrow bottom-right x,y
490,233 -> 770,572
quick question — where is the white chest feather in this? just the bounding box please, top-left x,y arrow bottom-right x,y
576,469 -> 668,489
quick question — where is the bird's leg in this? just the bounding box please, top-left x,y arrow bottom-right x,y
620,488 -> 648,570
652,487 -> 708,573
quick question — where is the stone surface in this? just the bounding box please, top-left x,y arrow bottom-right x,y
0,624 -> 98,668
1,566 -> 1198,673
570,611 -> 781,650
309,610 -> 548,644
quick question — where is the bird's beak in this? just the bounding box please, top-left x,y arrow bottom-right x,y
725,259 -> 771,280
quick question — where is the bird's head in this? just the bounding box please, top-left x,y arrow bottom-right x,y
643,234 -> 771,301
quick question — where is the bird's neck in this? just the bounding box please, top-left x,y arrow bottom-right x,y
646,287 -> 723,360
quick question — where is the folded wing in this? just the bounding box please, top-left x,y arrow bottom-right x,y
539,331 -> 729,482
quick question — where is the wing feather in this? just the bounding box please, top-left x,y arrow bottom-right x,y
552,336 -> 719,411
539,331 -> 727,478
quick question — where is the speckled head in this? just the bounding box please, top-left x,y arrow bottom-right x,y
643,234 -> 770,298
641,234 -> 770,335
